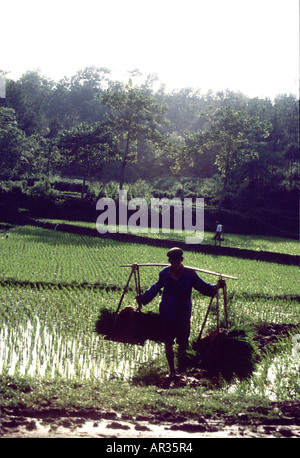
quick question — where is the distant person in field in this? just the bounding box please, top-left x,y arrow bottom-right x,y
135,247 -> 225,378
214,221 -> 223,246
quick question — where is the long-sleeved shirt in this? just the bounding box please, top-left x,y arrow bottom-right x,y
139,266 -> 216,323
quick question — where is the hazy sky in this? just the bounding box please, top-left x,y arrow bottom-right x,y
1,0 -> 299,99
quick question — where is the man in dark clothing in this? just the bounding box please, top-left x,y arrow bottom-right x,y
136,247 -> 225,377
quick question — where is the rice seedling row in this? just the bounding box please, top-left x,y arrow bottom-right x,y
1,226 -> 299,296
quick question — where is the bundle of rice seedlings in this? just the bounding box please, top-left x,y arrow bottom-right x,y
95,309 -> 115,337
177,326 -> 258,381
95,306 -> 164,345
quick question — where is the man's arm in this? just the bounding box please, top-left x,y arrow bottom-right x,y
136,272 -> 164,306
192,272 -> 225,297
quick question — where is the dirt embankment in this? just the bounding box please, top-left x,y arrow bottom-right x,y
29,219 -> 299,266
1,400 -> 300,439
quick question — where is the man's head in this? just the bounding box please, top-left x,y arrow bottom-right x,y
167,247 -> 184,267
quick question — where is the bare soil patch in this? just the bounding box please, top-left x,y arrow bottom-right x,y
1,399 -> 300,438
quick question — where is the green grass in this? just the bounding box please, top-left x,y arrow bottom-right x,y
1,226 -> 299,299
0,372 -> 276,422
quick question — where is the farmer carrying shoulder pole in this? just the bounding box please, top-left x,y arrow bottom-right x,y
214,221 -> 223,246
135,247 -> 225,378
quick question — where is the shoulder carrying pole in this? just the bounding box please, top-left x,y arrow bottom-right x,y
116,264 -> 142,314
115,264 -> 136,314
197,275 -> 229,341
197,293 -> 215,340
120,263 -> 238,280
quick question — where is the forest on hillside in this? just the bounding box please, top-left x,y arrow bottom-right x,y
0,67 -> 299,237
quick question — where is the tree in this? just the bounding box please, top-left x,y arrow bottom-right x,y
161,87 -> 207,135
29,136 -> 60,179
98,80 -> 170,189
67,66 -> 111,123
0,107 -> 27,178
188,106 -> 271,211
57,122 -> 117,198
5,70 -> 54,135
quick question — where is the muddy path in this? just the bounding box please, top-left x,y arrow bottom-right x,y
1,399 -> 300,439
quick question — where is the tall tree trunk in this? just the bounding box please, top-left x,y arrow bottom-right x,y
120,132 -> 130,190
119,158 -> 127,191
217,174 -> 228,213
81,160 -> 90,199
217,150 -> 230,212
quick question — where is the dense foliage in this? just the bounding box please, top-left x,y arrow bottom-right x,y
0,67 -> 299,235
